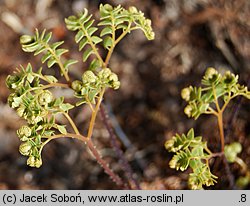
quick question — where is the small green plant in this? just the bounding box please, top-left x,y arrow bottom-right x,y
6,4 -> 154,189
165,68 -> 250,189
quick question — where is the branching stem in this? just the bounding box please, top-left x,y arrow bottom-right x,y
212,84 -> 225,152
39,133 -> 88,155
104,23 -> 132,66
100,104 -> 141,189
63,112 -> 80,134
41,82 -> 70,89
87,88 -> 105,139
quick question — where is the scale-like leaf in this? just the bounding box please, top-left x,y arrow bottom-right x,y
44,75 -> 58,83
79,37 -> 88,51
59,103 -> 74,112
53,97 -> 64,107
57,125 -> 67,135
170,150 -> 191,171
91,36 -> 102,44
83,48 -> 94,62
87,27 -> 98,36
41,53 -> 52,63
51,41 -> 64,50
103,36 -> 113,49
55,49 -> 68,58
63,59 -> 78,70
75,30 -> 84,43
98,20 -> 112,26
100,27 -> 113,37
89,59 -> 101,70
85,19 -> 95,29
27,73 -> 34,83
47,58 -> 57,68
34,46 -> 46,56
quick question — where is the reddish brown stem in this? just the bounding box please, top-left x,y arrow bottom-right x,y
87,140 -> 128,189
100,104 -> 141,189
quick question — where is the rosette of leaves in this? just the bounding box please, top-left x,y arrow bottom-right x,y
6,64 -> 74,167
165,129 -> 217,189
181,68 -> 250,119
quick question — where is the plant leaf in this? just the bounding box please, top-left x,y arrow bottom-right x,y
57,125 -> 67,135
100,27 -> 113,37
83,48 -> 94,62
103,36 -> 113,49
59,103 -> 74,112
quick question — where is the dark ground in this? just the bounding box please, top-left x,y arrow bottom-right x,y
0,0 -> 250,189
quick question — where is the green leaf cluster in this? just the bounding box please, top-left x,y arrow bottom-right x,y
20,29 -> 77,79
71,68 -> 120,106
165,129 -> 217,189
65,8 -> 102,65
224,142 -> 250,189
236,175 -> 250,189
181,67 -> 250,119
6,64 -> 74,167
99,4 -> 155,45
65,4 -> 155,70
224,142 -> 242,163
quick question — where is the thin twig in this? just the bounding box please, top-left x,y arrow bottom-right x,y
87,139 -> 128,189
87,88 -> 105,139
103,101 -> 146,171
63,112 -> 80,134
212,84 -> 225,152
222,154 -> 236,189
100,104 -> 141,189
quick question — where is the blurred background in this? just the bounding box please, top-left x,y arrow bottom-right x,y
0,0 -> 250,189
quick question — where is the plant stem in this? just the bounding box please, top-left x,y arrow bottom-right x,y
87,88 -> 105,139
45,133 -> 88,142
20,82 -> 69,99
206,107 -> 218,115
104,23 -> 132,66
63,112 -> 80,134
42,82 -> 70,89
212,84 -> 221,112
41,132 -> 126,188
208,152 -> 224,158
87,139 -> 128,189
217,112 -> 225,152
39,133 -> 88,155
100,104 -> 141,189
212,84 -> 225,152
83,89 -> 127,187
222,154 -> 236,189
235,157 -> 248,173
